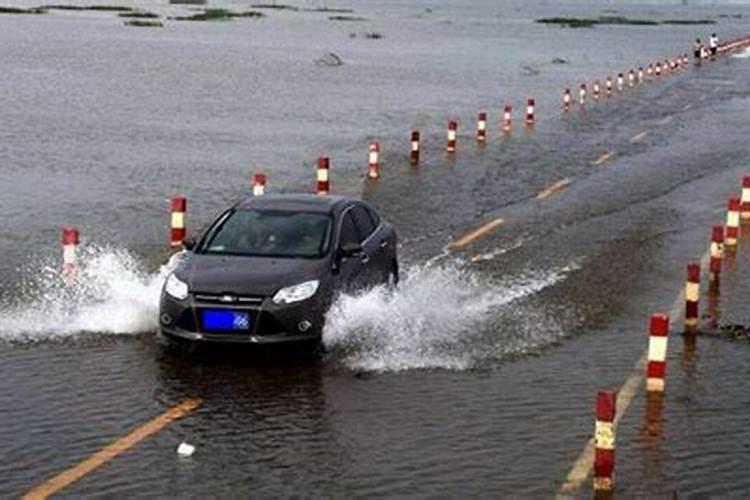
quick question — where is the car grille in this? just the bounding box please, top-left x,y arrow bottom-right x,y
192,292 -> 265,306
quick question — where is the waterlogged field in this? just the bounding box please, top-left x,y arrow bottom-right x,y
2,0 -> 750,497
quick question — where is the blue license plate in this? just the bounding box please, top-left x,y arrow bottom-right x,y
201,310 -> 251,331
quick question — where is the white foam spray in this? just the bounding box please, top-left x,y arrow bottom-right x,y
0,245 -> 175,342
323,261 -> 579,372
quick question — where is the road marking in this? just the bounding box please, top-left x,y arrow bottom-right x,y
658,116 -> 674,126
450,218 -> 505,249
683,103 -> 693,111
590,152 -> 615,166
629,131 -> 648,143
537,178 -> 572,200
24,398 -> 203,500
557,252 -> 710,498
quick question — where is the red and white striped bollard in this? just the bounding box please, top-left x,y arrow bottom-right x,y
525,98 -> 535,127
502,105 -> 512,133
628,69 -> 635,87
709,225 -> 724,287
685,263 -> 700,333
617,73 -> 624,91
594,390 -> 616,493
606,76 -> 613,97
593,80 -> 600,100
646,313 -> 670,393
563,88 -> 571,111
446,120 -> 457,153
62,226 -> 79,285
368,141 -> 380,179
410,130 -> 420,165
726,198 -> 740,249
317,156 -> 330,195
476,112 -> 487,142
740,176 -> 750,222
170,196 -> 186,248
579,83 -> 587,105
252,172 -> 267,196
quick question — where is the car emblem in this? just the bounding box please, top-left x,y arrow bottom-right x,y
219,294 -> 237,303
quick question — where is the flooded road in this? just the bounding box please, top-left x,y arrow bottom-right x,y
2,0 -> 750,497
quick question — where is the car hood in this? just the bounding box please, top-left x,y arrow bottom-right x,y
178,253 -> 328,297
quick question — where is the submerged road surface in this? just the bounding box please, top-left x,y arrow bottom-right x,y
2,3 -> 750,498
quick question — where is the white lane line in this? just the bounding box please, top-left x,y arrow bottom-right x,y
591,152 -> 615,166
629,131 -> 648,143
658,116 -> 674,126
683,103 -> 693,111
556,252 -> 711,497
537,178 -> 572,200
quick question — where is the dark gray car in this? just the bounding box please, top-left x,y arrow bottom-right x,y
159,194 -> 398,346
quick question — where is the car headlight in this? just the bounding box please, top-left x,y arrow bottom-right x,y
164,273 -> 189,301
272,280 -> 319,305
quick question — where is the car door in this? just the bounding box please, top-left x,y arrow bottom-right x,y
348,203 -> 383,286
334,210 -> 367,292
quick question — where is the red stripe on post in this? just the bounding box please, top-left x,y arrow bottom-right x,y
647,361 -> 666,379
650,314 -> 669,336
62,227 -> 80,246
686,301 -> 699,318
596,390 -> 616,421
687,263 -> 700,283
170,197 -> 186,213
594,449 -> 615,477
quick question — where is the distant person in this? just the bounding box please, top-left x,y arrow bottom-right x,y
693,38 -> 703,59
709,33 -> 719,56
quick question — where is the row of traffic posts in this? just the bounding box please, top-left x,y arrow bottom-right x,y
590,175 -> 750,495
56,36 -> 750,273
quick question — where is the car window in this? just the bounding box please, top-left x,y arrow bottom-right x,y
201,209 -> 331,258
339,213 -> 360,248
350,205 -> 376,242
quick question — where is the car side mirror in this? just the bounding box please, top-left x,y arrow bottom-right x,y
182,235 -> 197,251
338,241 -> 363,259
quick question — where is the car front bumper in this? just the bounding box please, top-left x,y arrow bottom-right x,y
159,291 -> 327,345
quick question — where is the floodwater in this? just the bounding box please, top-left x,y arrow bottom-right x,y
2,0 -> 750,497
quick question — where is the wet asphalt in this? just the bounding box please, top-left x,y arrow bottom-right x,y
2,2 -> 750,498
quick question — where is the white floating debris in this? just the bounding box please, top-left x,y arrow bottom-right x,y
177,442 -> 195,457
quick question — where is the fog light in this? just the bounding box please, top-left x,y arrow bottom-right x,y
298,320 -> 312,332
160,313 -> 172,325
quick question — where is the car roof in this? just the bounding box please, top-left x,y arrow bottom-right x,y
234,194 -> 351,214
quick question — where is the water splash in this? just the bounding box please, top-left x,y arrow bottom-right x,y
0,245 -> 173,342
323,261 -> 578,372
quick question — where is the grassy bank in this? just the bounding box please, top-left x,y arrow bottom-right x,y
119,11 -> 159,19
172,8 -> 264,21
124,19 -> 162,27
0,6 -> 46,14
537,16 -> 714,28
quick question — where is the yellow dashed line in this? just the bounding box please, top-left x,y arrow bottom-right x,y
590,151 -> 615,166
537,178 -> 572,200
557,251 -> 711,497
450,218 -> 505,249
24,398 -> 203,500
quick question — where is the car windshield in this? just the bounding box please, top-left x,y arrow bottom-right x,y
201,209 -> 332,258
